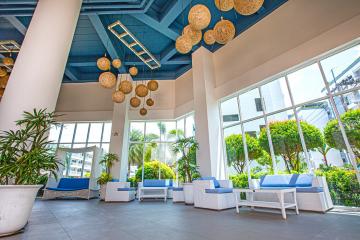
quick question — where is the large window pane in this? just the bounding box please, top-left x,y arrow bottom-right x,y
88,123 -> 103,142
261,77 -> 292,113
176,118 -> 185,138
221,97 -> 240,127
48,124 -> 61,143
74,123 -> 89,143
60,123 -> 75,143
287,63 -> 327,104
145,122 -> 160,142
320,44 -> 360,93
239,88 -> 263,121
160,121 -> 176,141
102,123 -> 112,142
128,143 -> 144,178
185,115 -> 195,137
223,125 -> 243,176
130,122 -> 145,142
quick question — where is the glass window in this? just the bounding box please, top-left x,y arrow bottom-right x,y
239,88 -> 263,121
88,123 -> 103,143
185,115 -> 195,137
48,125 -> 61,143
145,122 -> 160,142
287,63 -> 327,104
102,123 -> 112,142
60,124 -> 75,143
261,77 -> 292,113
74,123 -> 89,143
176,118 -> 185,138
161,121 -> 176,141
221,97 -> 240,127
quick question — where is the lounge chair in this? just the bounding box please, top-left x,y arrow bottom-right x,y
105,182 -> 136,202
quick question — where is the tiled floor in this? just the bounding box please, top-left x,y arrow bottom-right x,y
3,199 -> 360,240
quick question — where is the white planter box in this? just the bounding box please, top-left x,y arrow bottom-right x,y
0,185 -> 41,237
99,184 -> 106,200
183,183 -> 194,205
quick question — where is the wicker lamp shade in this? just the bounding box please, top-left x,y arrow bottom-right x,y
97,56 -> 111,71
204,30 -> 216,45
147,80 -> 159,91
130,96 -> 141,108
0,75 -> 9,88
112,90 -> 125,103
2,57 -> 14,66
214,0 -> 234,11
146,98 -> 154,107
214,18 -> 235,44
183,25 -> 202,46
119,80 -> 133,94
112,58 -> 122,69
0,88 -> 4,97
135,84 -> 149,97
0,67 -> 7,77
188,4 -> 211,30
139,107 -> 147,116
175,35 -> 192,54
129,66 -> 138,76
234,0 -> 264,15
99,71 -> 116,89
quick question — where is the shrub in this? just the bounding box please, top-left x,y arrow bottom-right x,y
316,165 -> 360,207
230,171 -> 270,188
135,160 -> 175,183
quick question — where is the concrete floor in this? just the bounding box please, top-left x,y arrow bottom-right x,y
3,199 -> 360,240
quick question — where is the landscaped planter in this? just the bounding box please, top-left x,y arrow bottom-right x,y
183,183 -> 194,205
0,185 -> 42,237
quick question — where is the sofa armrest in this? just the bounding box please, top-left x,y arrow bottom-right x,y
218,180 -> 233,188
193,180 -> 214,191
106,182 -> 130,192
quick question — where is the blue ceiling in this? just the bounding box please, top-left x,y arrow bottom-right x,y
0,0 -> 287,82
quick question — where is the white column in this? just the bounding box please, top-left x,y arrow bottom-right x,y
192,47 -> 224,178
109,74 -> 131,181
0,0 -> 82,131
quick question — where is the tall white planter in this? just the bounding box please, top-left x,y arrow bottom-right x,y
0,185 -> 41,237
183,183 -> 194,205
99,184 -> 106,200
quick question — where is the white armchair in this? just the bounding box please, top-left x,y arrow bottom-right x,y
105,182 -> 136,202
193,179 -> 235,210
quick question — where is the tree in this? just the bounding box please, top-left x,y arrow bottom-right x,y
259,120 -> 323,172
99,153 -> 119,174
316,142 -> 331,166
224,134 -> 263,174
135,160 -> 175,182
324,109 -> 360,161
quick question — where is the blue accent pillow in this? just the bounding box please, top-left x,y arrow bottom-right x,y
199,177 -> 220,188
295,174 -> 313,187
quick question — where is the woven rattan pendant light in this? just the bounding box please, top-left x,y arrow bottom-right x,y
234,0 -> 264,16
129,66 -> 138,76
188,4 -> 211,30
204,29 -> 216,45
183,25 -> 202,46
99,71 -> 116,89
112,90 -> 125,103
214,0 -> 234,12
214,17 -> 235,44
135,83 -> 149,98
147,80 -> 159,91
112,58 -> 122,69
97,55 -> 111,71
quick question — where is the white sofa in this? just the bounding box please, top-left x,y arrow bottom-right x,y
193,177 -> 235,210
251,175 -> 333,212
105,182 -> 136,202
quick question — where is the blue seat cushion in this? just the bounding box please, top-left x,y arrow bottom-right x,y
199,176 -> 221,188
295,174 -> 313,187
57,178 -> 89,190
46,187 -> 86,191
173,187 -> 184,191
143,179 -> 166,187
260,174 -> 299,188
205,188 -> 233,194
117,187 -> 136,191
296,187 -> 323,193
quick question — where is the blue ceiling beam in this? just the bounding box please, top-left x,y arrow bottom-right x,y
3,16 -> 78,81
175,64 -> 192,78
88,14 -> 126,72
160,0 -> 191,27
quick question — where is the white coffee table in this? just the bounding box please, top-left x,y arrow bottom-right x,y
138,187 -> 168,202
234,188 -> 299,219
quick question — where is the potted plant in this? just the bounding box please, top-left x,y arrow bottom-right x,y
0,109 -> 60,237
97,153 -> 119,200
172,136 -> 200,204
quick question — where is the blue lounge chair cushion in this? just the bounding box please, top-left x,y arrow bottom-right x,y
57,178 -> 89,190
173,187 -> 184,191
117,187 -> 136,191
143,179 -> 166,187
199,176 -> 221,188
46,187 -> 87,191
296,187 -> 323,193
260,174 -> 298,188
295,174 -> 313,187
205,188 -> 233,194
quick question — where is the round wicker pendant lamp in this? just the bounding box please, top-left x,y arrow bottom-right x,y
146,98 -> 154,107
2,57 -> 14,66
139,107 -> 148,116
119,80 -> 133,94
214,17 -> 235,44
112,59 -> 122,69
204,30 -> 216,45
135,84 -> 149,97
130,96 -> 141,108
183,25 -> 202,46
188,4 -> 211,30
175,35 -> 192,54
112,90 -> 125,103
129,66 -> 138,76
0,88 -> 4,97
0,67 -> 7,77
234,0 -> 264,16
99,71 -> 116,89
0,75 -> 9,88
97,56 -> 111,71
147,80 -> 159,91
214,0 -> 234,11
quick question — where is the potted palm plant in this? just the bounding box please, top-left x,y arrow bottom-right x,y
0,109 -> 60,237
97,153 -> 119,200
172,136 -> 200,204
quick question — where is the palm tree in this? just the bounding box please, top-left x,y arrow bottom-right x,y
317,144 -> 331,166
